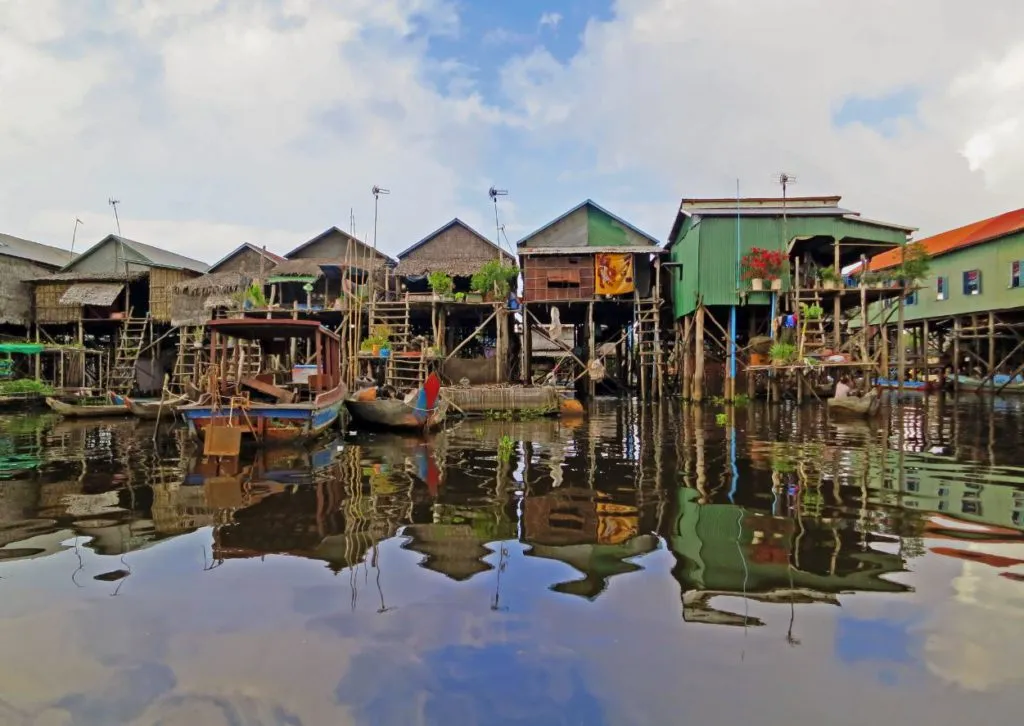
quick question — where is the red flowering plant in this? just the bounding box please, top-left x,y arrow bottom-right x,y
740,248 -> 786,281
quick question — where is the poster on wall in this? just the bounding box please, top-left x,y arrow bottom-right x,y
594,253 -> 634,295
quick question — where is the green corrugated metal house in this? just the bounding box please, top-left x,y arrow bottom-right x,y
666,196 -> 914,319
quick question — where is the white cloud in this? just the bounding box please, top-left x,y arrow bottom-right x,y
500,0 -> 1024,238
539,12 -> 563,29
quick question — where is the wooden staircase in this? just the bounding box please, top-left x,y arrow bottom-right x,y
798,293 -> 829,358
633,298 -> 663,396
171,326 -> 205,394
372,298 -> 421,390
108,317 -> 149,394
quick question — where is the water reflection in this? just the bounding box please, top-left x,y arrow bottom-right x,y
0,397 -> 1023,723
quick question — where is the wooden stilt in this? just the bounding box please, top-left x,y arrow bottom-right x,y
953,317 -> 961,393
693,305 -> 705,403
726,307 -> 735,401
988,311 -> 996,377
682,315 -> 692,401
521,303 -> 531,384
587,301 -> 596,400
747,311 -> 756,399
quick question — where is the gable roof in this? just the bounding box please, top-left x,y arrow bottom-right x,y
0,232 -> 74,268
667,195 -> 917,247
516,199 -> 660,249
285,226 -> 394,264
397,218 -> 512,261
63,234 -> 209,273
866,208 -> 1024,271
208,242 -> 286,273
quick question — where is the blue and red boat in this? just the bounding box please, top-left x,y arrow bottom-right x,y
179,318 -> 347,444
345,373 -> 445,432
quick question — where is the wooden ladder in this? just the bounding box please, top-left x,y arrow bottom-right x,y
798,292 -> 828,358
634,298 -> 663,393
373,297 -> 419,390
108,316 -> 150,394
171,326 -> 205,394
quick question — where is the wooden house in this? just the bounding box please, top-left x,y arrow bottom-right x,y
170,243 -> 284,327
269,227 -> 395,310
516,200 -> 666,397
30,234 -> 209,327
517,200 -> 662,303
0,232 -> 73,332
394,218 -> 514,294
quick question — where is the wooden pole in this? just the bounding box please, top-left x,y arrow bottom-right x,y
654,256 -> 664,400
521,302 -> 531,385
587,301 -> 596,400
726,307 -> 735,401
833,240 -> 842,348
988,310 -> 996,377
682,315 -> 692,401
693,305 -> 705,403
953,316 -> 961,393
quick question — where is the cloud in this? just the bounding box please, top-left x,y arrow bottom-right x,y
0,0 -> 500,261
539,12 -> 563,29
498,0 -> 1024,238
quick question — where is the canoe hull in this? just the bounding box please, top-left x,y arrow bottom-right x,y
827,391 -> 880,417
125,396 -> 186,420
345,398 -> 446,431
45,397 -> 130,418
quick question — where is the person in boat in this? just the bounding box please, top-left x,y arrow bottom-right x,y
834,375 -> 853,399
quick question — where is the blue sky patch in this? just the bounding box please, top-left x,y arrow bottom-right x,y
833,88 -> 921,137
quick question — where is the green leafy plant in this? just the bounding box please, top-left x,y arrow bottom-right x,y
894,243 -> 930,285
360,324 -> 391,352
803,303 -> 823,320
246,282 -> 268,307
454,292 -> 466,302
820,266 -> 840,283
427,270 -> 454,296
471,260 -> 520,296
770,342 -> 796,365
715,413 -> 728,426
0,379 -> 53,395
497,435 -> 515,462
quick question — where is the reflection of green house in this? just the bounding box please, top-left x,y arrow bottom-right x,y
527,535 -> 659,600
671,489 -> 908,625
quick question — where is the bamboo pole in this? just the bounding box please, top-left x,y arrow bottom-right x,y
654,256 -> 664,400
682,316 -> 692,401
988,311 -> 996,377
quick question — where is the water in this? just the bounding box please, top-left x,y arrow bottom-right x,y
2,398 -> 1024,725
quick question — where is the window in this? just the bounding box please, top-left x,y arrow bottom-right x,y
546,270 -> 580,288
1011,261 -> 1021,288
936,276 -> 947,301
963,269 -> 981,295
906,290 -> 918,305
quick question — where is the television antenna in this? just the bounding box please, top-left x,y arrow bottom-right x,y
773,173 -> 796,249
108,198 -> 122,236
70,217 -> 84,263
488,186 -> 508,259
371,185 -> 390,253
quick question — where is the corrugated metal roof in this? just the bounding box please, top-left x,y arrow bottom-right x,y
516,199 -> 660,249
0,232 -> 74,268
866,208 -> 1024,271
59,283 -> 125,306
63,235 -> 209,273
519,246 -> 668,256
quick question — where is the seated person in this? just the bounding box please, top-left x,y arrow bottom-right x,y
834,375 -> 854,399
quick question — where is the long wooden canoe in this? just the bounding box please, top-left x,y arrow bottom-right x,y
826,391 -> 880,417
125,395 -> 188,420
46,396 -> 131,418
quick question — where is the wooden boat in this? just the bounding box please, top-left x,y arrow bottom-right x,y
950,374 -> 1024,394
875,377 -> 936,392
124,394 -> 188,420
346,373 -> 445,432
45,394 -> 130,418
826,390 -> 880,417
178,319 -> 347,445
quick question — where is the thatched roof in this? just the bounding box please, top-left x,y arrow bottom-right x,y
27,271 -> 145,283
59,283 -> 125,306
394,257 -> 507,278
269,257 -> 389,280
173,270 -> 252,296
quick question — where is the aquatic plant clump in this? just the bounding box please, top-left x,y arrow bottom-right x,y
0,379 -> 54,395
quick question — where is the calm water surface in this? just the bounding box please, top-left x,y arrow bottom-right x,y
2,398 -> 1024,725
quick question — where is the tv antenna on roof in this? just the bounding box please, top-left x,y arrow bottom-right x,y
108,197 -> 122,236
372,185 -> 390,253
70,217 -> 84,263
774,173 -> 796,249
489,186 -> 508,259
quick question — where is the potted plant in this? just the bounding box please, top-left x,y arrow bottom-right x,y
820,266 -> 840,290
770,341 -> 796,366
427,270 -> 454,300
454,292 -> 466,303
361,324 -> 391,356
874,270 -> 889,289
741,248 -> 786,291
803,303 -> 823,320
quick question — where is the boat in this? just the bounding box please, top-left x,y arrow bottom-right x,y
949,374 -> 1024,394
826,390 -> 880,417
45,394 -> 131,418
124,394 -> 188,420
178,318 -> 348,445
346,373 -> 445,432
875,377 -> 936,392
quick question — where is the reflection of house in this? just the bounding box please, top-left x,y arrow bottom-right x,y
401,504 -> 515,581
670,489 -> 908,625
522,489 -> 658,599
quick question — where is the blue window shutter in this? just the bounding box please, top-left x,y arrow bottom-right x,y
963,271 -> 969,295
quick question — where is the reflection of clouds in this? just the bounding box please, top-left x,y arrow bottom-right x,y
923,547 -> 1024,691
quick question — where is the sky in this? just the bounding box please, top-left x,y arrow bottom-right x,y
2,0 -> 1023,264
